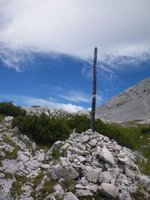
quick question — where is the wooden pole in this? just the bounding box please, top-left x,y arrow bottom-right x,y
91,47 -> 98,132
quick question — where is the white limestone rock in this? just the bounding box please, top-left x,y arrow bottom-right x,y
53,141 -> 63,149
89,139 -> 97,147
32,142 -> 36,151
53,184 -> 65,198
76,189 -> 93,197
83,166 -> 102,183
99,146 -> 115,165
98,171 -> 113,183
4,116 -> 13,122
52,164 -> 79,180
80,135 -> 89,143
118,156 -> 129,165
76,156 -> 86,163
63,192 -> 79,200
139,175 -> 150,192
100,183 -> 119,199
85,184 -> 98,193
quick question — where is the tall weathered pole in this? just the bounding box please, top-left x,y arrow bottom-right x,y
91,47 -> 98,132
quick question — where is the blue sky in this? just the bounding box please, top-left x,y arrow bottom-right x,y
0,51 -> 150,112
0,0 -> 150,112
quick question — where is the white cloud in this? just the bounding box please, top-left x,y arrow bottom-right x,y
0,47 -> 25,71
58,89 -> 104,105
0,0 -> 150,59
0,94 -> 86,113
59,90 -> 91,103
82,52 -> 150,82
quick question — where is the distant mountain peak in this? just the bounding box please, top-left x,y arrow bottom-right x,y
96,77 -> 150,123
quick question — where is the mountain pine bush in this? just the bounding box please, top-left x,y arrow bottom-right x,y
0,102 -> 26,117
12,114 -> 71,146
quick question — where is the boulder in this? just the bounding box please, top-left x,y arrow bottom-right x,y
118,156 -> 129,165
85,184 -> 98,193
76,156 -> 86,163
89,139 -> 97,147
53,141 -> 63,149
99,183 -> 119,199
139,175 -> 150,192
76,189 -> 93,197
99,146 -> 115,165
113,144 -> 121,151
52,164 -> 79,180
80,135 -> 89,143
53,184 -> 64,198
72,147 -> 89,156
83,166 -> 102,183
32,142 -> 36,151
64,192 -> 79,200
98,171 -> 113,183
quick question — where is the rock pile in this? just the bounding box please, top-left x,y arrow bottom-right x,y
0,117 -> 150,200
0,117 -> 51,200
51,129 -> 150,200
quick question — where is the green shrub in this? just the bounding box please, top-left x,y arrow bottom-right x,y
0,101 -> 26,117
12,114 -> 71,146
66,115 -> 90,133
141,127 -> 150,134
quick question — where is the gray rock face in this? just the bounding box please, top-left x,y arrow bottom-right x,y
96,77 -> 150,122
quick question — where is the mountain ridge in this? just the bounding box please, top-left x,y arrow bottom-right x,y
96,77 -> 150,122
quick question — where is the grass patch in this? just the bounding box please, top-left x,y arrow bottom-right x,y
2,136 -> 20,160
31,173 -> 45,188
11,181 -> 23,197
61,179 -> 76,193
3,136 -> 20,150
5,172 -> 13,179
51,148 -> 67,160
5,150 -> 18,160
131,185 -> 150,200
11,174 -> 28,197
31,174 -> 56,199
0,114 -> 4,123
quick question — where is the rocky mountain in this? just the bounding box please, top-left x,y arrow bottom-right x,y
96,77 -> 150,122
0,116 -> 150,200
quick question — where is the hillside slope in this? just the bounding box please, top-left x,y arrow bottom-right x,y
96,77 -> 150,122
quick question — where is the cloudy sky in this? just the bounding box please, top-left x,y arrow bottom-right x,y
0,0 -> 150,112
